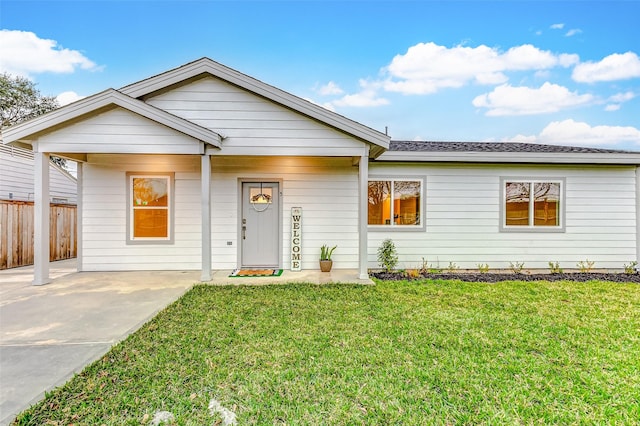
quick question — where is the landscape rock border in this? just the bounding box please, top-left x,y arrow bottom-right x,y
370,271 -> 640,283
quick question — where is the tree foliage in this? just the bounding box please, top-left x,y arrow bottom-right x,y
0,73 -> 59,129
0,73 -> 68,168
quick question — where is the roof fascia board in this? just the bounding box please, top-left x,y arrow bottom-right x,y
120,58 -> 390,152
2,89 -> 222,148
376,151 -> 640,165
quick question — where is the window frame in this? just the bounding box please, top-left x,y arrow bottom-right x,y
500,177 -> 566,233
126,172 -> 175,244
367,176 -> 426,232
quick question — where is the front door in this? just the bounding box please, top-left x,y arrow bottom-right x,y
241,182 -> 280,268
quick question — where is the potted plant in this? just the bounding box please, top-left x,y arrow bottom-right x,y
319,244 -> 336,272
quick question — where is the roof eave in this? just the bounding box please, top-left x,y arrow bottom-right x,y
376,151 -> 640,165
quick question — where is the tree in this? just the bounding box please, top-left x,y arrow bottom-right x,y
0,73 -> 59,128
0,72 -> 66,168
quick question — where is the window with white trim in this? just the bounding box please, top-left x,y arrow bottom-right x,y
128,174 -> 172,241
368,179 -> 422,227
502,179 -> 563,230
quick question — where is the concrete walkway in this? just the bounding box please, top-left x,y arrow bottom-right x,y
0,261 -> 372,424
0,260 -> 197,425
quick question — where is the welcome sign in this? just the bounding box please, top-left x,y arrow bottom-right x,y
291,207 -> 302,271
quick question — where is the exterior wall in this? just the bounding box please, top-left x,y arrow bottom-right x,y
35,107 -> 203,154
0,144 -> 77,204
81,154 -> 202,271
368,162 -> 637,271
211,156 -> 359,270
80,154 -> 359,271
145,76 -> 364,155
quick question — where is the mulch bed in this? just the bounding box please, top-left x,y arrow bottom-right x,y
370,271 -> 640,283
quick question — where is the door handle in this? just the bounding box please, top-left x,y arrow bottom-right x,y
242,225 -> 246,240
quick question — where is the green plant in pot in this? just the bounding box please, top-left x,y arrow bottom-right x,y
320,244 -> 336,272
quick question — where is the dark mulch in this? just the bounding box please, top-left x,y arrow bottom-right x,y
371,271 -> 640,283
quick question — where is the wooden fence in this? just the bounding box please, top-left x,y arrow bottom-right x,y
0,200 -> 77,269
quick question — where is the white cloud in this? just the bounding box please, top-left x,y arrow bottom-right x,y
604,91 -> 636,112
472,82 -> 593,116
538,119 -> 640,146
328,79 -> 389,108
550,23 -> 565,30
56,91 -> 85,106
382,42 -> 578,95
608,91 -> 636,103
498,134 -> 538,143
316,81 -> 344,96
501,120 -> 640,147
572,52 -> 640,83
565,29 -> 582,37
303,97 -> 336,112
0,30 -> 98,77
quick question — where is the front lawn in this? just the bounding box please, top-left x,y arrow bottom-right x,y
14,279 -> 640,425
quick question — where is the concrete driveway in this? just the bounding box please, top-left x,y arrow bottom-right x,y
0,260 -> 197,425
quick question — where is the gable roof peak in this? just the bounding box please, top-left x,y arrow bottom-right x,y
2,88 -> 222,148
119,57 -> 390,155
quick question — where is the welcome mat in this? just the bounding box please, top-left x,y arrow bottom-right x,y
229,269 -> 283,277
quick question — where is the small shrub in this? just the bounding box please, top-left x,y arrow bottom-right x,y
405,269 -> 421,279
577,259 -> 595,273
377,239 -> 398,272
477,263 -> 490,274
624,261 -> 638,274
549,261 -> 563,274
509,261 -> 525,274
419,257 -> 429,274
446,261 -> 459,273
428,258 -> 442,273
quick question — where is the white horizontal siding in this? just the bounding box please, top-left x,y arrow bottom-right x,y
210,156 -> 359,270
80,155 -> 202,271
0,145 -> 77,203
80,154 -> 360,271
36,107 -> 203,154
146,77 -> 364,153
368,163 -> 637,270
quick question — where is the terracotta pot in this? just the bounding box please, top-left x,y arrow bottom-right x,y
319,260 -> 333,272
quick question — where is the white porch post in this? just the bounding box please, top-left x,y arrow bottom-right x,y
76,162 -> 83,272
358,148 -> 370,279
33,151 -> 50,285
201,154 -> 212,281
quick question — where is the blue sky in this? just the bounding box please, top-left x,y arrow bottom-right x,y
1,0 -> 639,150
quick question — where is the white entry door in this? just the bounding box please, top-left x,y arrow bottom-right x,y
241,182 -> 280,268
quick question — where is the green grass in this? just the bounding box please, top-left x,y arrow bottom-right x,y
14,279 -> 640,425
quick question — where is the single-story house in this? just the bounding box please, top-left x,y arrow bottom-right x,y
1,144 -> 77,204
2,57 -> 639,284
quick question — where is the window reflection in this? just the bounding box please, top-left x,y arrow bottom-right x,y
368,180 -> 421,226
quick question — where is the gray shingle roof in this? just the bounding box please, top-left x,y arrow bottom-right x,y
389,141 -> 639,154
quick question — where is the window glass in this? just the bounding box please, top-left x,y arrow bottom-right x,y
249,187 -> 273,204
504,180 -> 561,228
394,181 -> 420,225
133,178 -> 168,207
131,176 -> 170,239
368,181 -> 391,225
368,179 -> 421,226
534,182 -> 560,226
133,210 -> 168,238
505,182 -> 530,226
